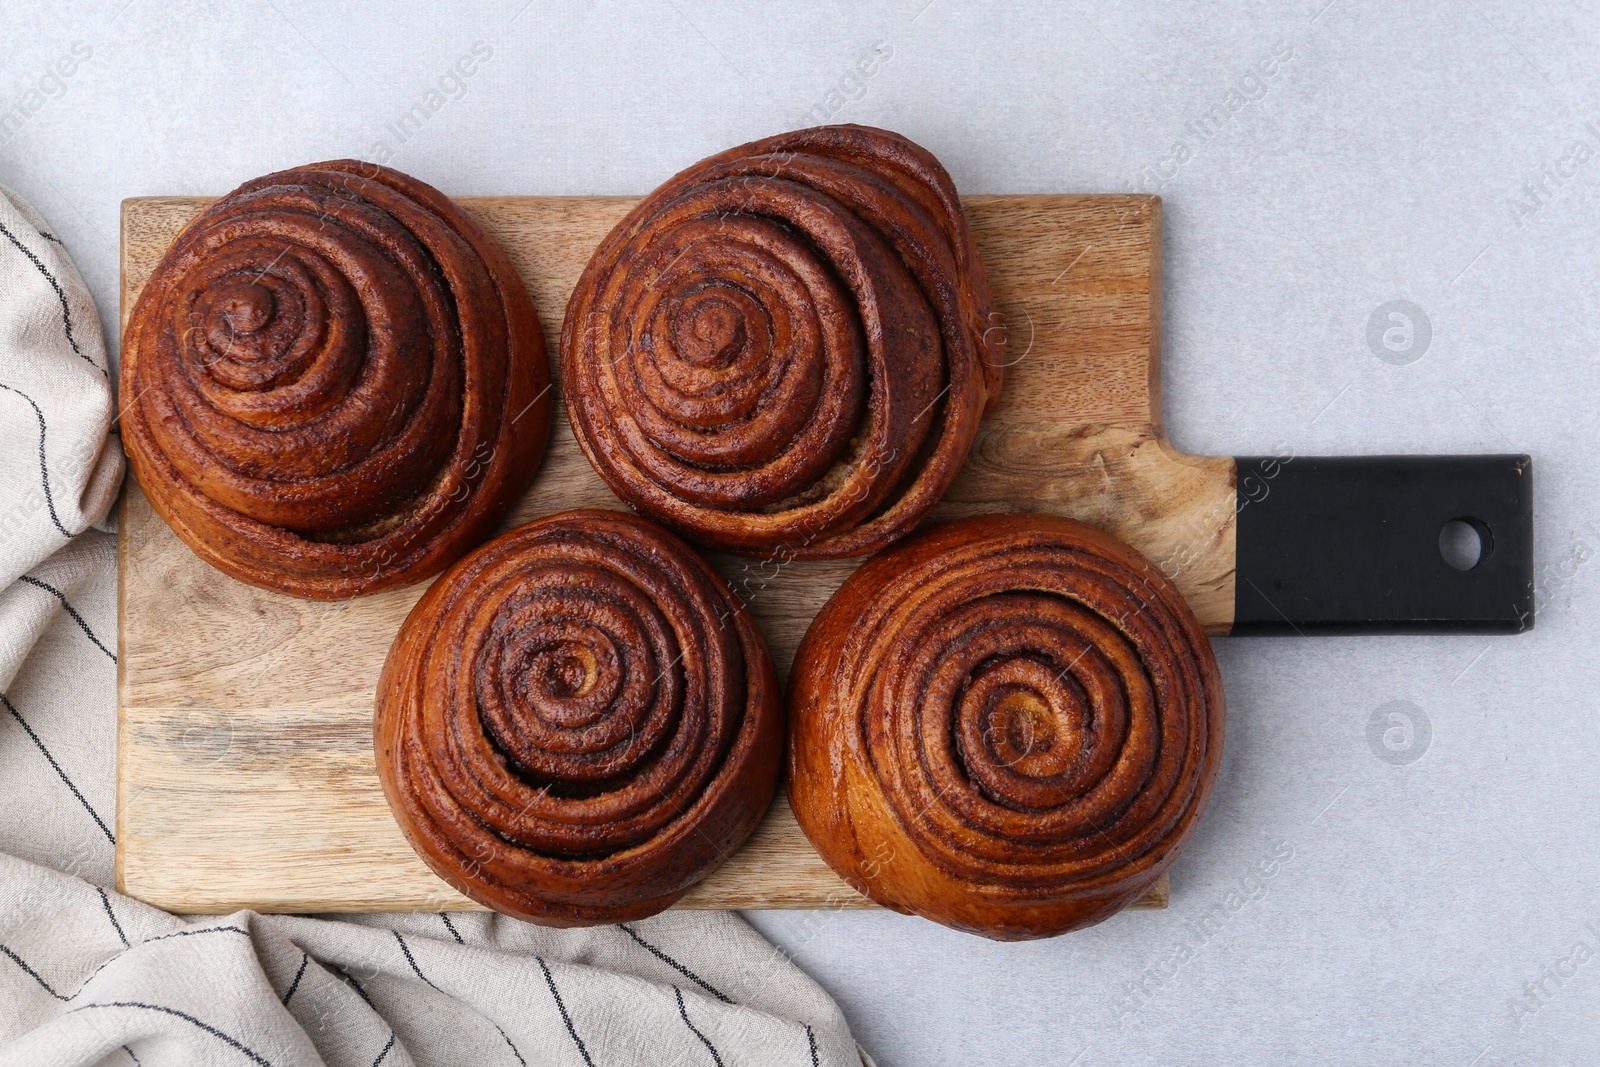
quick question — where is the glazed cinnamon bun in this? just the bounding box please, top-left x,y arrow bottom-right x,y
121,160 -> 550,599
562,124 -> 1002,558
788,513 -> 1224,939
375,509 -> 783,925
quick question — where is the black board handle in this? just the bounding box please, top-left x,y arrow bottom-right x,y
1231,454 -> 1534,635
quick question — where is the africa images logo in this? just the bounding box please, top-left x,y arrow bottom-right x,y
1113,841 -> 1296,1027
1507,116 -> 1600,229
1131,41 -> 1294,194
367,41 -> 494,165
0,41 -> 93,146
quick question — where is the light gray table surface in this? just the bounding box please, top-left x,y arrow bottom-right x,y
5,2 -> 1598,1063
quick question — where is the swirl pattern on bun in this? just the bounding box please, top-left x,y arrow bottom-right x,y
121,160 -> 550,599
375,509 -> 783,925
787,513 -> 1224,940
562,124 -> 1002,558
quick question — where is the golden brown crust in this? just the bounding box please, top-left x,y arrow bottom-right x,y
120,160 -> 551,599
374,508 -> 783,925
787,513 -> 1225,940
561,124 -> 1002,559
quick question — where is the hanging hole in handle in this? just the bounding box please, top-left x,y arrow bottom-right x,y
1439,517 -> 1494,571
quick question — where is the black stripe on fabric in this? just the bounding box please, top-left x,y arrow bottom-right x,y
536,956 -> 593,1067
0,218 -> 101,374
62,950 -> 119,999
0,383 -> 72,537
69,1001 -> 274,1066
492,1022 -> 528,1067
805,1023 -> 819,1067
392,938 -> 524,1067
122,1044 -> 142,1065
0,942 -> 70,1000
0,691 -> 112,842
39,232 -> 63,244
96,886 -> 129,947
405,928 -> 526,1067
674,986 -> 726,1067
370,1032 -> 395,1067
282,953 -> 309,1005
51,926 -> 249,999
338,967 -> 376,1008
618,924 -> 731,1003
438,912 -> 464,944
392,931 -> 442,991
141,925 -> 249,947
18,574 -> 116,661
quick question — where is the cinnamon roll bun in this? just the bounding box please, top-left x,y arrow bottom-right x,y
375,509 -> 783,925
788,513 -> 1224,939
562,124 -> 1002,558
121,160 -> 550,599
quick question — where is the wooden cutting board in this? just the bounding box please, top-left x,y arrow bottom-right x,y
117,193 -> 1222,914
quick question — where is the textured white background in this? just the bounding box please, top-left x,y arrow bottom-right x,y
5,2 -> 1599,1064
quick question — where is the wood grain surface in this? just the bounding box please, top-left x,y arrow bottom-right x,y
118,192 -> 1230,914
